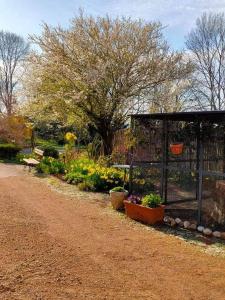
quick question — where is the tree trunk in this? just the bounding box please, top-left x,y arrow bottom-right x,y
6,106 -> 12,116
100,130 -> 114,156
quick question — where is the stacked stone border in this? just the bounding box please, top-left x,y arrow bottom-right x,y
163,216 -> 225,240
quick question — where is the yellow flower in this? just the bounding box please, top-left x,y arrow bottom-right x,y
65,132 -> 77,142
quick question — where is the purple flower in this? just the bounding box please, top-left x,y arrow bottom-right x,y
128,194 -> 142,204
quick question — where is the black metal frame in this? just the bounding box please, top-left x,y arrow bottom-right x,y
130,111 -> 225,224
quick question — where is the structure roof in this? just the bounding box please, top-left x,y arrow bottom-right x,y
130,111 -> 225,122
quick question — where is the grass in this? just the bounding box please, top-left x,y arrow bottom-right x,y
36,138 -> 64,150
35,138 -> 86,152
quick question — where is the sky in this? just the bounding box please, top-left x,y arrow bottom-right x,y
1,0 -> 225,50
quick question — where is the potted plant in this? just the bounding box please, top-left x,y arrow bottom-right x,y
170,130 -> 184,155
109,186 -> 128,210
170,143 -> 184,155
124,193 -> 164,225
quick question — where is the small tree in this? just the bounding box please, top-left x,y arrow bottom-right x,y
0,31 -> 29,115
0,115 -> 32,145
27,12 -> 192,155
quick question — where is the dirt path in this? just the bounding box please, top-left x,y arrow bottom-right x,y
0,163 -> 225,300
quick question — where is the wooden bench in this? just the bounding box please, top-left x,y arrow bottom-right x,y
23,148 -> 44,171
34,148 -> 44,158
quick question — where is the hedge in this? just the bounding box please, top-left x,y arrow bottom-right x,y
0,144 -> 21,159
41,146 -> 59,159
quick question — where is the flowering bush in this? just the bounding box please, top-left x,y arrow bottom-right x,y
64,158 -> 125,192
35,156 -> 125,192
36,157 -> 65,174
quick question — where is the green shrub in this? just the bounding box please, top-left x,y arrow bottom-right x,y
41,146 -> 59,159
110,186 -> 127,192
36,157 -> 65,174
15,152 -> 35,164
65,172 -> 88,184
64,158 -> 124,192
0,143 -> 21,160
77,181 -> 95,191
36,138 -> 59,148
141,193 -> 162,208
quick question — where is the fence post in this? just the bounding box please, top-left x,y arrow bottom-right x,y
196,121 -> 203,224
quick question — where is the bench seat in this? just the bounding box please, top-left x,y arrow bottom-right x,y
23,158 -> 40,166
23,147 -> 44,171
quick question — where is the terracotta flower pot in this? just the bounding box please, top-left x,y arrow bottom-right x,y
110,190 -> 128,210
124,200 -> 164,225
170,143 -> 184,155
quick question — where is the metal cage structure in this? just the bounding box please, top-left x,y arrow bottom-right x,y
129,111 -> 225,227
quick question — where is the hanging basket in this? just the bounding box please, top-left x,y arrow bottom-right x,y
170,143 -> 184,155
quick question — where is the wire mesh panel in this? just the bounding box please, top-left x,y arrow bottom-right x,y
200,124 -> 225,228
202,173 -> 225,229
202,123 -> 225,173
165,120 -> 198,212
166,169 -> 196,202
131,165 -> 161,196
129,112 -> 225,227
131,117 -> 163,163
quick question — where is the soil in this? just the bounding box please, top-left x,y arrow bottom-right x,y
0,163 -> 225,300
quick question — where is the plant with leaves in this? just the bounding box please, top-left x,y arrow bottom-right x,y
64,132 -> 78,162
141,193 -> 162,208
0,115 -> 32,146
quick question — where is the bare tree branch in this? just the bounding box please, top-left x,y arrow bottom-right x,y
0,31 -> 29,115
186,13 -> 225,110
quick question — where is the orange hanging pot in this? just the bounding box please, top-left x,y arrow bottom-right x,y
170,143 -> 184,155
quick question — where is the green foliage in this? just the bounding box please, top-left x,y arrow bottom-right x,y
77,181 -> 95,192
36,157 -> 65,174
36,138 -> 59,148
87,134 -> 103,160
141,193 -> 162,208
34,122 -> 77,146
97,155 -> 112,167
64,158 -> 124,192
131,167 -> 156,194
41,146 -> 59,159
170,170 -> 196,190
0,143 -> 21,160
15,152 -> 36,164
110,186 -> 127,192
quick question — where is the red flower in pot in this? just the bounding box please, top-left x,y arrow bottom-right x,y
170,143 -> 184,155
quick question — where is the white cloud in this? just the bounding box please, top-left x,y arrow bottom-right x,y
98,0 -> 225,28
91,0 -> 225,48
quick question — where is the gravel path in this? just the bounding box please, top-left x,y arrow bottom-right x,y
0,163 -> 225,299
0,163 -> 24,178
